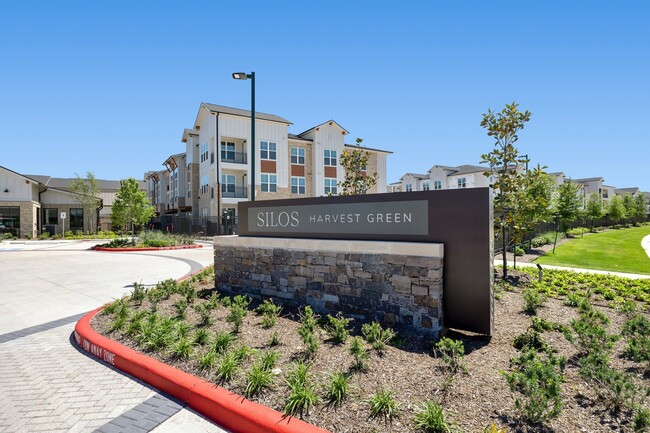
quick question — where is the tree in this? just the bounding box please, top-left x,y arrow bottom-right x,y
584,192 -> 604,231
552,180 -> 582,253
480,102 -> 532,279
622,194 -> 635,226
632,193 -> 648,224
111,178 -> 155,239
338,138 -> 379,195
509,166 -> 553,268
607,195 -> 626,227
70,172 -> 101,234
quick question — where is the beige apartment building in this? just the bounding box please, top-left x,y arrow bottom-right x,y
146,103 -> 391,220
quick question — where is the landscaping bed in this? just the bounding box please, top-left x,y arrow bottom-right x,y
93,231 -> 197,250
92,267 -> 650,432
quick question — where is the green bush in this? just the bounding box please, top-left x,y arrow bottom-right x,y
514,246 -> 525,256
502,349 -> 566,424
622,314 -> 650,364
513,328 -> 550,353
361,321 -> 396,352
414,401 -> 460,433
522,287 -> 546,315
367,389 -> 400,422
349,336 -> 369,370
324,371 -> 351,408
434,338 -> 467,374
325,314 -> 351,344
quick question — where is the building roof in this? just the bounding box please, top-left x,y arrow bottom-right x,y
1,166 -> 46,188
615,187 -> 640,195
297,120 -> 349,137
573,177 -> 604,183
288,133 -> 312,142
25,175 -> 125,191
450,164 -> 489,176
344,143 -> 393,154
399,172 -> 428,181
201,103 -> 292,125
181,128 -> 199,143
163,153 -> 185,170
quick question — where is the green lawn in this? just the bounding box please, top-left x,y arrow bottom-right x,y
535,225 -> 650,275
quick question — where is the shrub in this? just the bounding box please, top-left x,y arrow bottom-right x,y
414,401 -> 460,433
284,381 -> 318,418
244,361 -> 274,398
174,299 -> 188,319
368,389 -> 400,422
326,314 -> 351,344
130,282 -> 146,304
502,349 -> 566,424
361,321 -> 396,352
174,321 -> 192,338
258,350 -> 280,371
193,328 -> 211,346
227,303 -> 248,333
198,350 -> 217,371
483,422 -> 507,433
284,360 -> 318,418
194,303 -> 214,327
170,337 -> 193,360
232,344 -> 254,363
634,407 -> 650,432
622,314 -> 650,364
215,352 -> 238,383
513,328 -> 550,353
257,299 -> 282,329
349,336 -> 369,370
213,331 -> 237,354
434,338 -> 467,374
522,287 -> 546,315
324,371 -> 351,408
514,246 -> 525,257
267,331 -> 281,347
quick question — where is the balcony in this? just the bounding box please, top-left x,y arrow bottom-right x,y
221,186 -> 248,199
221,151 -> 247,164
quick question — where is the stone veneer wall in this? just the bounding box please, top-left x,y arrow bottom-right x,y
214,237 -> 444,337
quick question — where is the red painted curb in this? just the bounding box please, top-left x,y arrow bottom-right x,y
74,309 -> 329,433
92,244 -> 203,252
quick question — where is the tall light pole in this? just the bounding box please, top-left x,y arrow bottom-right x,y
232,71 -> 255,201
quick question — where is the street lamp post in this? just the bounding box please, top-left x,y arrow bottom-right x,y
232,71 -> 255,201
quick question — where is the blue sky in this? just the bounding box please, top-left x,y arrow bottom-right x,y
1,1 -> 649,190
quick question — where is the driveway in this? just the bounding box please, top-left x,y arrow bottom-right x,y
0,240 -> 227,433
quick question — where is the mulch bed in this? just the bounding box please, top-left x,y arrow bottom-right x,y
92,270 -> 649,432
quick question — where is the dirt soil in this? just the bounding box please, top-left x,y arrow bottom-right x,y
92,271 -> 649,433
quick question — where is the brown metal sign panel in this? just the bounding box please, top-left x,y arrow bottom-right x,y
238,189 -> 493,335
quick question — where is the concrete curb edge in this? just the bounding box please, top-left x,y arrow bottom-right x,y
92,244 -> 204,252
74,310 -> 329,433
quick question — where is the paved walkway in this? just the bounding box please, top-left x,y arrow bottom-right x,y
497,259 -> 650,279
0,240 -> 226,433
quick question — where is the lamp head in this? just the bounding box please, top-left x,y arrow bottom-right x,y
232,72 -> 249,80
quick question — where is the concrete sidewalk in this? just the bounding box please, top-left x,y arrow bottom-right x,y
0,240 -> 227,433
496,259 -> 650,280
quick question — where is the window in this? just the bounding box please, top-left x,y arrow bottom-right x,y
0,206 -> 20,237
602,190 -> 609,199
200,143 -> 209,162
434,180 -> 442,190
200,175 -> 209,194
44,208 -> 58,225
221,174 -> 235,194
457,177 -> 467,188
70,208 -> 83,232
221,141 -> 235,161
291,147 -> 305,165
324,178 -> 337,195
261,174 -> 277,193
260,141 -> 277,160
291,176 -> 306,194
405,183 -> 413,192
422,182 -> 430,191
324,149 -> 337,166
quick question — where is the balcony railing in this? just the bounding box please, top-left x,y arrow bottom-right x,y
221,152 -> 248,164
221,186 -> 248,198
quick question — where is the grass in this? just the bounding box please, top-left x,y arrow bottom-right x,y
535,225 -> 650,275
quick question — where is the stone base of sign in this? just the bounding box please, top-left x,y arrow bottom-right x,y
214,236 -> 444,337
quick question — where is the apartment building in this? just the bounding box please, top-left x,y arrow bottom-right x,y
0,165 -> 140,237
395,164 -> 490,192
147,103 -> 391,219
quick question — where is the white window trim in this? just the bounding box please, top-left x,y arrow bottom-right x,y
291,147 -> 305,165
291,176 -> 306,194
260,141 -> 277,161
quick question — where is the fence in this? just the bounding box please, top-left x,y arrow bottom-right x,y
148,215 -> 239,237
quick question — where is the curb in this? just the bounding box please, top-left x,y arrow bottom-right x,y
92,244 -> 204,252
74,308 -> 329,433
